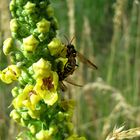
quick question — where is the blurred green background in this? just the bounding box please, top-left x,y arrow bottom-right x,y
0,0 -> 140,140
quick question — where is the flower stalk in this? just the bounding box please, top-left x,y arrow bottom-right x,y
0,0 -> 86,140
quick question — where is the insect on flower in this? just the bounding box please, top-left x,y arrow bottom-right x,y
57,36 -> 98,91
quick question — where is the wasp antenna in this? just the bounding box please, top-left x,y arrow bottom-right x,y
64,35 -> 70,45
70,36 -> 76,44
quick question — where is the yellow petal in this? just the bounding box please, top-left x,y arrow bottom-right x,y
44,91 -> 58,106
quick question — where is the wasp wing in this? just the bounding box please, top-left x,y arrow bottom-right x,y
77,52 -> 98,69
64,77 -> 83,87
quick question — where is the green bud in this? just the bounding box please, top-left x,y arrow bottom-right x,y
20,118 -> 27,126
16,138 -> 24,140
51,17 -> 59,30
49,125 -> 57,135
10,19 -> 19,32
33,58 -> 52,78
21,70 -> 30,83
23,35 -> 39,52
11,87 -> 19,97
28,66 -> 34,75
65,113 -> 71,121
39,2 -> 46,8
3,38 -> 14,55
16,0 -> 24,6
18,77 -> 26,86
10,110 -> 20,122
66,135 -> 87,140
48,38 -> 65,56
15,51 -> 24,61
38,33 -> 47,42
36,130 -> 51,140
21,112 -> 29,120
37,18 -> 51,33
67,122 -> 74,132
24,1 -> 36,14
28,125 -> 36,134
57,111 -> 65,121
46,5 -> 54,17
9,0 -> 16,11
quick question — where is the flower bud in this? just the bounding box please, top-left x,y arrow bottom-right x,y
37,18 -> 51,33
10,109 -> 20,122
21,70 -> 31,83
9,0 -> 16,11
11,87 -> 21,97
10,19 -> 19,32
46,5 -> 54,17
28,125 -> 36,134
67,122 -> 74,133
66,135 -> 87,140
20,118 -> 27,126
51,17 -> 59,30
17,138 -> 24,140
33,58 -> 51,78
18,77 -> 26,86
3,38 -> 14,55
24,1 -> 36,14
49,125 -> 57,135
21,112 -> 30,120
48,38 -> 65,56
57,111 -> 65,121
36,130 -> 51,140
23,35 -> 39,52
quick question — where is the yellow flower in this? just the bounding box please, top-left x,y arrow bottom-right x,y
33,58 -> 52,78
12,85 -> 41,110
22,93 -> 41,112
37,18 -> 51,33
34,72 -> 58,106
48,38 -> 67,57
23,35 -> 39,52
12,85 -> 33,108
0,65 -> 21,84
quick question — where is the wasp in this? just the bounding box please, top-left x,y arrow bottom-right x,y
57,36 -> 97,91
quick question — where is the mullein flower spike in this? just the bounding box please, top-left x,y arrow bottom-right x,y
0,0 -> 86,139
